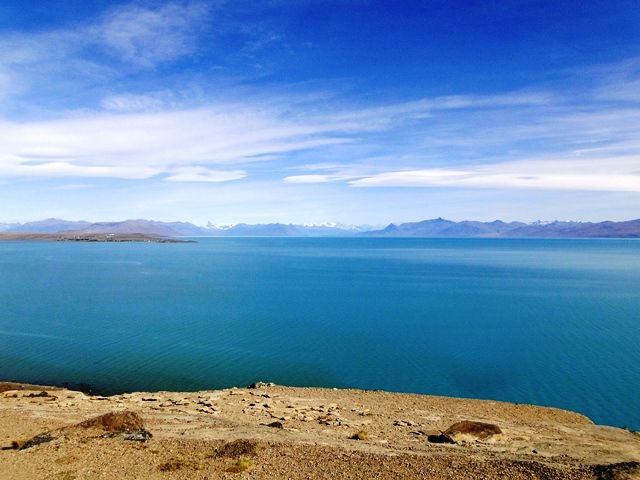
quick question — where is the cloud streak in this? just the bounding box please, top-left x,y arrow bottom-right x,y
348,156 -> 640,192
1,79 -> 639,188
0,105 -> 353,181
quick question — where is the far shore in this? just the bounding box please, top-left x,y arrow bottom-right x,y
0,232 -> 194,243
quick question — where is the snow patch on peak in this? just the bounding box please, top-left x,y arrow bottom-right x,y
206,222 -> 236,230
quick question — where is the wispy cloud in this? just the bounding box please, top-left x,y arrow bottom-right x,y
0,104 -> 352,181
284,174 -> 332,183
2,79 -> 639,187
164,167 -> 247,182
0,1 -> 213,118
0,1 -> 209,70
94,1 -> 210,67
348,156 -> 640,192
281,63 -> 640,193
101,93 -> 169,112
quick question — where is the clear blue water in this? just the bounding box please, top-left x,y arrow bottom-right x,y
0,238 -> 639,429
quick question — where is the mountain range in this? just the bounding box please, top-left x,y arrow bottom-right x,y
1,218 -> 639,238
369,218 -> 640,238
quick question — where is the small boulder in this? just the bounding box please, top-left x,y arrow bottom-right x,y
79,411 -> 145,433
26,391 -> 51,398
248,382 -> 275,389
14,433 -> 55,450
123,430 -> 153,442
265,421 -> 284,429
442,420 -> 502,443
213,439 -> 259,458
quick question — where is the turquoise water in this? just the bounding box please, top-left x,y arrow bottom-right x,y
0,238 -> 639,429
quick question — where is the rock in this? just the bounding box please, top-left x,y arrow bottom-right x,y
266,421 -> 284,429
78,411 -> 145,433
442,421 -> 502,443
427,433 -> 456,444
17,433 -> 55,450
197,407 -> 216,414
351,430 -> 368,440
123,429 -> 153,442
394,420 -> 417,427
248,382 -> 275,389
318,413 -> 347,426
214,439 -> 259,458
25,391 -> 50,398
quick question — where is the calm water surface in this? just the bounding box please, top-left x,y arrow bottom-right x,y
0,238 -> 638,428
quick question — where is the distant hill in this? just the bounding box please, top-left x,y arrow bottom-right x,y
2,218 -> 639,238
212,223 -> 354,237
1,219 -> 358,237
367,218 -> 640,238
7,218 -> 91,233
372,218 -> 527,237
0,222 -> 19,232
501,219 -> 640,238
80,220 -> 206,237
3,219 -> 204,237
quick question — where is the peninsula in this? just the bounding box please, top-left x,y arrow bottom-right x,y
0,233 -> 193,243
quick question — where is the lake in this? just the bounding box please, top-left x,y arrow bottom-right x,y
0,237 -> 638,429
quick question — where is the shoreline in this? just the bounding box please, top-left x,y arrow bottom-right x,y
2,381 -> 639,479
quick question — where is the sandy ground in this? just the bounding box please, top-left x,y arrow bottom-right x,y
1,382 -> 639,479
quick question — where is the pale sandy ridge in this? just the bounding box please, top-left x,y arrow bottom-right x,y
1,382 -> 639,479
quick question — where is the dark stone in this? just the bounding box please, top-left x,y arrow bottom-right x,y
123,429 -> 153,442
266,421 -> 284,429
248,382 -> 275,389
19,433 -> 55,450
26,391 -> 50,398
427,433 -> 455,444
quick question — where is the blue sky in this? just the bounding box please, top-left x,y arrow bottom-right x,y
0,0 -> 639,224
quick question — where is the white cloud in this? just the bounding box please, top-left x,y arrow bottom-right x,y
0,0 -> 210,103
101,93 -> 167,112
0,105 -> 350,182
95,1 -> 210,67
349,156 -> 640,192
3,81 -> 636,189
283,174 -> 332,183
164,167 -> 247,182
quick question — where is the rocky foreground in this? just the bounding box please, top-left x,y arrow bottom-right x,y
1,382 -> 639,479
